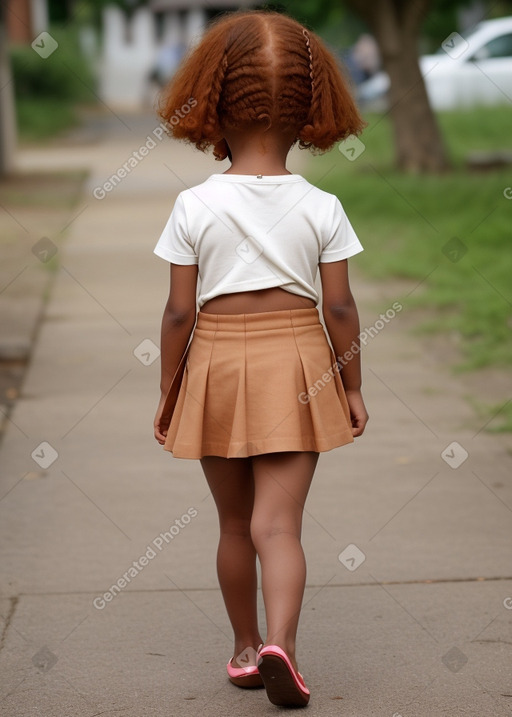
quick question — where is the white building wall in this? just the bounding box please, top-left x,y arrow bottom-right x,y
99,4 -> 206,110
99,6 -> 158,110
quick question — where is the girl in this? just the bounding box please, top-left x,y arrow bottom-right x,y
153,10 -> 368,708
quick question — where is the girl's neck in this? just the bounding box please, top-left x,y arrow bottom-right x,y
222,126 -> 295,176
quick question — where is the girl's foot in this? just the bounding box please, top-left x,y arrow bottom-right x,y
227,643 -> 264,689
260,641 -> 299,672
258,644 -> 310,707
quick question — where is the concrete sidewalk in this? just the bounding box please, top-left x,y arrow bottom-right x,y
1,111 -> 511,716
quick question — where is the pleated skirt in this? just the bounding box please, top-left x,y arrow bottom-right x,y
163,307 -> 354,459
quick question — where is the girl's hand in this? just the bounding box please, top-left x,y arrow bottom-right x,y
154,394 -> 169,445
345,389 -> 369,437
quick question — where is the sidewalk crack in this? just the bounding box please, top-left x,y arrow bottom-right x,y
0,596 -> 19,653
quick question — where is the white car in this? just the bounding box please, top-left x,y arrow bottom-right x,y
358,16 -> 512,110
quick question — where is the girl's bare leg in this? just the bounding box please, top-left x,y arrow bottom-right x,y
200,455 -> 263,664
250,451 -> 319,672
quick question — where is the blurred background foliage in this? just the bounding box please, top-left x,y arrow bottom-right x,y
266,0 -> 512,50
11,24 -> 95,140
12,0 -> 512,142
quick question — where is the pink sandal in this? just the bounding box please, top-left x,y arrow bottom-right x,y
257,644 -> 310,707
226,645 -> 264,688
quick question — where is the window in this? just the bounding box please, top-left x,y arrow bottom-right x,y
472,33 -> 512,60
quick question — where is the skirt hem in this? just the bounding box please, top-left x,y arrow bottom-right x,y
163,432 -> 354,460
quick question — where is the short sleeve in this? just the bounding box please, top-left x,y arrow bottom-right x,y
153,193 -> 198,265
319,196 -> 363,263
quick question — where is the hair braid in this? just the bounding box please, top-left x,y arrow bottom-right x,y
298,29 -> 361,149
299,27 -> 321,148
204,50 -> 228,140
302,29 -> 315,92
157,10 -> 365,160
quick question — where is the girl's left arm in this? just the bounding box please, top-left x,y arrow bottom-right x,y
154,263 -> 198,444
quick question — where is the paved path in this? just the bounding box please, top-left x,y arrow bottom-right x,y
1,111 -> 511,716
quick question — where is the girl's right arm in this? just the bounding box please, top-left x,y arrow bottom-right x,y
319,259 -> 369,437
154,263 -> 198,444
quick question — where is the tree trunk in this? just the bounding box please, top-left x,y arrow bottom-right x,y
0,1 -> 17,177
346,0 -> 451,173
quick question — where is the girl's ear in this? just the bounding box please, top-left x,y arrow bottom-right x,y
213,139 -> 230,162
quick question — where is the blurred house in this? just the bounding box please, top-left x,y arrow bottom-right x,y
100,0 -> 256,110
4,1 -> 258,111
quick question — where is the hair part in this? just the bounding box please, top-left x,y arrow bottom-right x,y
157,10 -> 366,161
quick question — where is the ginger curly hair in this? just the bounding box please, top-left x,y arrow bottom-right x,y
157,10 -> 365,161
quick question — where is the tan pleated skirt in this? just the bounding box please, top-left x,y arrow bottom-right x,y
163,307 -> 354,459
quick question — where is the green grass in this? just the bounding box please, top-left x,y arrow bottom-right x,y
11,23 -> 96,142
15,98 -> 79,142
469,397 -> 512,434
306,107 -> 512,372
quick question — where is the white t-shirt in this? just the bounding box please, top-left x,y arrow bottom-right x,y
154,173 -> 363,308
